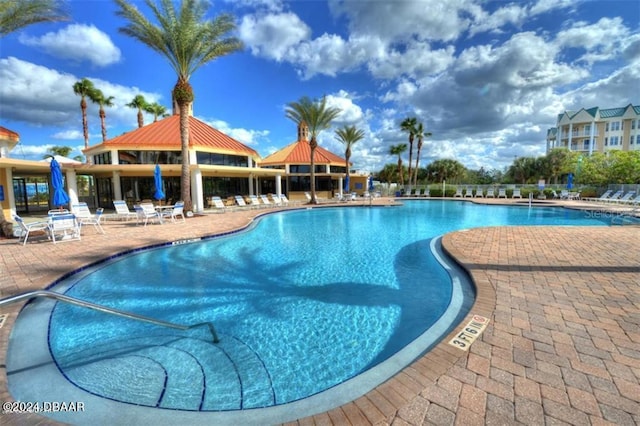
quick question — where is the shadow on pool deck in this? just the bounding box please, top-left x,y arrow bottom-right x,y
1,199 -> 639,425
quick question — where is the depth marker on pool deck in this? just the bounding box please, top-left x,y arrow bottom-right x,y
448,314 -> 489,351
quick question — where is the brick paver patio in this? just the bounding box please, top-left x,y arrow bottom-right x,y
1,200 -> 638,425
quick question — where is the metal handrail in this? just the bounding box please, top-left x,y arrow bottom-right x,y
0,290 -> 220,343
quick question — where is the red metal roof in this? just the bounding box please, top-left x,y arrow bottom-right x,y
94,115 -> 259,157
0,126 -> 20,142
260,140 -> 346,166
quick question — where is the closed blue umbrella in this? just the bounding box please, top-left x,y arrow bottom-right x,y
344,175 -> 350,193
567,173 -> 573,190
368,175 -> 374,192
153,164 -> 165,201
50,157 -> 70,208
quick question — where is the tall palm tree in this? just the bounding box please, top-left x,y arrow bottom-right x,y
285,96 -> 341,204
413,121 -> 432,188
389,143 -> 407,187
0,0 -> 68,37
72,78 -> 96,153
126,95 -> 147,128
334,125 -> 365,191
400,117 -> 418,190
91,88 -> 115,142
145,102 -> 168,122
115,0 -> 243,212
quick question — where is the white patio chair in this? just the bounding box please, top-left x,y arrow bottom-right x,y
160,201 -> 185,223
512,188 -> 522,198
49,213 -> 81,243
13,215 -> 50,245
72,203 -> 105,234
111,200 -> 138,221
134,203 -> 162,226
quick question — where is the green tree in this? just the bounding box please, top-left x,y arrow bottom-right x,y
115,0 -> 243,212
286,96 -> 341,204
0,0 -> 68,36
377,163 -> 399,184
72,78 -> 96,152
334,125 -> 365,190
145,102 -> 168,122
126,95 -> 148,129
543,148 -> 573,184
389,143 -> 407,186
413,121 -> 432,187
425,159 -> 466,183
400,117 -> 417,189
91,88 -> 115,142
44,146 -> 73,158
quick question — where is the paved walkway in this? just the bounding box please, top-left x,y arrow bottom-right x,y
1,199 -> 639,425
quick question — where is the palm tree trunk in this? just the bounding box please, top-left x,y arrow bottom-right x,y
137,110 -> 144,128
81,98 -> 89,150
99,108 -> 107,141
309,137 -> 317,204
414,144 -> 422,187
179,104 -> 192,211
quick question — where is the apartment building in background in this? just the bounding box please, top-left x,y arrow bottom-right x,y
546,103 -> 640,154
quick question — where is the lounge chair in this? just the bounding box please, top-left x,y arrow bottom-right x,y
423,188 -> 430,197
279,194 -> 291,206
72,202 -> 105,234
49,213 -> 81,243
486,188 -> 495,198
621,194 -> 640,206
259,195 -> 274,208
475,186 -> 484,198
111,200 -> 138,221
247,195 -> 265,209
612,191 -> 635,204
13,215 -> 50,245
560,190 -> 569,200
134,203 -> 162,226
583,190 -> 612,202
454,187 -> 463,197
464,186 -> 473,197
160,201 -> 185,223
603,190 -> 624,204
234,195 -> 250,209
497,188 -> 507,198
208,196 -> 228,213
512,188 -> 522,198
269,194 -> 283,207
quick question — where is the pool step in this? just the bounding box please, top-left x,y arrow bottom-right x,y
55,333 -> 275,410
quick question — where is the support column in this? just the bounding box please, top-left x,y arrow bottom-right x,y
112,171 -> 122,200
589,120 -> 595,156
276,174 -> 282,197
191,167 -> 203,213
66,169 -> 79,207
568,123 -> 573,151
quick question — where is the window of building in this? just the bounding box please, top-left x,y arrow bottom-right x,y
631,135 -> 635,145
196,152 -> 248,167
583,141 -> 590,150
118,150 -> 181,164
289,165 -> 311,173
604,137 -> 608,146
606,122 -> 609,132
93,152 -> 111,165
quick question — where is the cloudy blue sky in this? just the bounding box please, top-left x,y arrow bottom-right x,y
1,0 -> 638,173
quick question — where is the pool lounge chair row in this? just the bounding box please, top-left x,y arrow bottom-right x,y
583,190 -> 638,204
207,194 -> 291,212
454,187 -> 522,198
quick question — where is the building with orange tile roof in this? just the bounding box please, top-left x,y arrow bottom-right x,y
259,122 -> 367,201
0,107 -> 363,220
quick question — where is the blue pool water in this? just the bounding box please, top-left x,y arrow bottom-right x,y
8,201 -> 609,421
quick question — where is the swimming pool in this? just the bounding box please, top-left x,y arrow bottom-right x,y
7,201 -> 608,424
